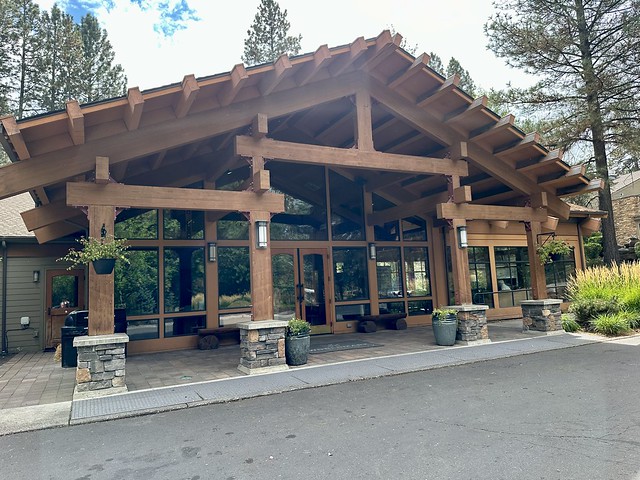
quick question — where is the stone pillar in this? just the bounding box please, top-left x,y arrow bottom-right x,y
237,320 -> 289,375
74,333 -> 129,399
448,304 -> 491,345
521,299 -> 564,334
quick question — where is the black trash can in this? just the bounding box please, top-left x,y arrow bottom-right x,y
60,325 -> 87,368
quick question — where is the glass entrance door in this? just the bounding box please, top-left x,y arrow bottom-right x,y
45,269 -> 85,349
272,248 -> 331,334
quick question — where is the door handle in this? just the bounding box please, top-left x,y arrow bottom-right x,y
297,283 -> 304,303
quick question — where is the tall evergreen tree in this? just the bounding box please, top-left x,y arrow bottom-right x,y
485,0 -> 640,264
242,0 -> 302,66
79,13 -> 126,103
446,57 -> 476,97
11,0 -> 42,119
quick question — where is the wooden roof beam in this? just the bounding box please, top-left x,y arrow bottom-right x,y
296,45 -> 332,86
21,201 -> 81,231
218,64 -> 249,107
495,132 -> 541,158
260,54 -> 293,95
235,136 -> 469,176
470,114 -> 516,143
1,115 -> 29,159
65,100 -> 84,145
580,217 -> 601,236
33,217 -> 86,244
417,74 -> 460,108
368,191 -> 450,225
365,172 -> 413,192
123,87 -> 144,131
444,95 -> 488,125
557,178 -> 604,198
387,53 -> 430,89
359,31 -> 402,72
174,74 -> 199,119
516,148 -> 564,171
329,36 -> 368,76
315,111 -> 353,142
437,203 -> 548,222
539,164 -> 587,188
354,90 -> 373,150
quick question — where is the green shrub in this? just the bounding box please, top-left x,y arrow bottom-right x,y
561,314 -> 581,332
287,318 -> 311,337
590,312 -> 633,336
569,297 -> 621,324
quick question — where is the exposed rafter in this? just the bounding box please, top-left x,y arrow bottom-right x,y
296,45 -> 331,86
260,54 -> 293,95
123,87 -> 144,130
66,100 -> 84,145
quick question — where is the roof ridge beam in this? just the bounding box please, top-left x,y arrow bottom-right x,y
417,74 -> 460,108
123,87 -> 144,130
296,45 -> 332,86
66,100 -> 84,145
260,54 -> 293,95
387,53 -> 430,89
174,74 -> 200,118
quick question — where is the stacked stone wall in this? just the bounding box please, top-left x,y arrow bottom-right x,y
613,196 -> 640,244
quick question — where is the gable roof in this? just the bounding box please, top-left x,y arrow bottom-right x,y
0,31 -> 600,243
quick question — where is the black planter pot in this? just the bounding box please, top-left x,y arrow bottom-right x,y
285,334 -> 310,366
92,258 -> 116,275
432,313 -> 458,346
549,252 -> 562,262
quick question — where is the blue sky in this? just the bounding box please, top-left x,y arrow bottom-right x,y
35,0 -> 534,92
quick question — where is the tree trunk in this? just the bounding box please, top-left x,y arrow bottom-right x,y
575,0 -> 620,264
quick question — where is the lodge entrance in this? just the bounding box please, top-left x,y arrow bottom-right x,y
272,248 -> 332,334
45,269 -> 85,349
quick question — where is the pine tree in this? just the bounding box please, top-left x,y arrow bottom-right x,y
485,0 -> 640,264
428,52 -> 444,76
79,13 -> 126,103
11,0 -> 42,119
242,0 -> 302,66
446,57 -> 476,97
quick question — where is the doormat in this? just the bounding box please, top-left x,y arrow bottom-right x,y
309,340 -> 383,354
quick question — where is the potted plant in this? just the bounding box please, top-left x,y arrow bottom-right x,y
58,235 -> 130,275
431,308 -> 458,346
536,238 -> 572,264
285,318 -> 311,366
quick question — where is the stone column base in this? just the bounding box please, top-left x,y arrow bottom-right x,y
521,299 -> 563,333
237,320 -> 290,375
448,304 -> 491,345
73,333 -> 129,400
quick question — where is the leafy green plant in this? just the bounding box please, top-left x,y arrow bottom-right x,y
561,313 -> 581,333
432,308 -> 457,324
569,297 -> 621,324
536,238 -> 572,264
287,318 -> 311,337
58,235 -> 129,269
590,312 -> 633,336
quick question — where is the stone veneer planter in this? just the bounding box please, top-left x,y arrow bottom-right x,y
447,304 -> 491,345
73,333 -> 129,399
521,299 -> 564,334
237,320 -> 290,375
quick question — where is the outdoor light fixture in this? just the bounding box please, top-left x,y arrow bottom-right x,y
32,270 -> 40,283
256,221 -> 268,249
457,226 -> 468,249
207,242 -> 217,262
368,242 -> 377,260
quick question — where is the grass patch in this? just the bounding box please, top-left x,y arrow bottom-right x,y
590,312 -> 634,336
561,314 -> 581,333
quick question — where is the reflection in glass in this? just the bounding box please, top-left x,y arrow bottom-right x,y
127,319 -> 159,341
330,171 -> 364,241
404,247 -> 431,297
218,247 -> 251,309
376,247 -> 403,298
372,194 -> 400,241
115,209 -> 157,239
333,247 -> 369,301
272,253 -> 296,321
335,303 -> 371,322
379,301 -> 405,314
545,248 -> 576,300
163,210 -> 204,240
51,275 -> 79,307
468,246 -> 494,308
164,316 -> 206,337
164,247 -> 205,313
409,299 -> 433,316
402,217 -> 427,241
217,212 -> 249,240
495,246 -> 530,307
302,253 -> 326,327
115,249 -> 159,315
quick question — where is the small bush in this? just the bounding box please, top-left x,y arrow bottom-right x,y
561,314 -> 581,332
569,297 -> 621,324
590,312 -> 633,336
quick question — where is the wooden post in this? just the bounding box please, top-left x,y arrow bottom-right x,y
87,205 -> 115,335
448,219 -> 473,305
525,221 -> 548,300
249,211 -> 274,321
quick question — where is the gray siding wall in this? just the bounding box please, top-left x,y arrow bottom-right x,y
1,257 -> 80,353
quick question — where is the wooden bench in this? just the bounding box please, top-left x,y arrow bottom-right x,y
197,327 -> 241,350
357,313 -> 407,333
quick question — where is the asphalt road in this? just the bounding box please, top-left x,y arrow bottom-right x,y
1,339 -> 640,480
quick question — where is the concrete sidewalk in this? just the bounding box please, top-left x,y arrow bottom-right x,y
0,331 -> 604,436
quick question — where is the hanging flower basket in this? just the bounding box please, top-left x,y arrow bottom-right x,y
58,235 -> 130,273
536,238 -> 572,265
92,258 -> 116,275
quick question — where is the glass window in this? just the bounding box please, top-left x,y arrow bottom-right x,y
545,248 -> 576,300
218,247 -> 251,310
272,253 -> 296,320
330,171 -> 364,241
163,210 -> 204,240
494,246 -> 531,308
270,163 -> 328,241
51,275 -> 79,308
333,247 -> 369,301
217,213 -> 249,240
127,319 -> 159,341
115,209 -> 157,239
219,312 -> 252,326
115,249 -> 159,315
468,246 -> 494,308
376,247 -> 403,298
164,247 -> 206,313
372,194 -> 400,241
404,247 -> 431,297
402,217 -> 427,241
379,301 -> 405,315
164,315 -> 206,337
409,299 -> 433,316
335,303 -> 371,322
